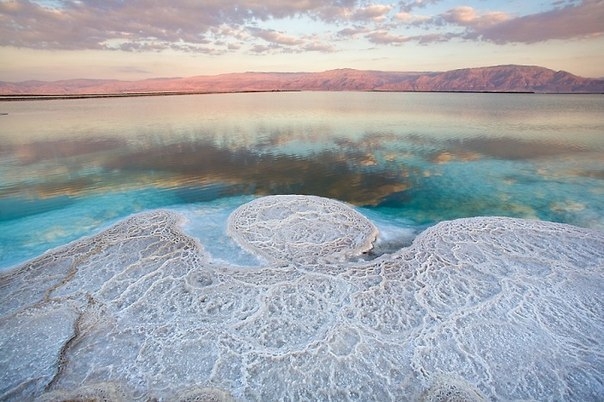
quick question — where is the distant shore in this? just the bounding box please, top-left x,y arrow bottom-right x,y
0,90 -> 302,102
2,66 -> 603,98
4,89 -> 584,102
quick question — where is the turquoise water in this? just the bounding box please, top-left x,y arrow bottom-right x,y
1,92 -> 603,268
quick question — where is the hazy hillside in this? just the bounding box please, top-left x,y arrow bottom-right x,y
1,65 -> 603,96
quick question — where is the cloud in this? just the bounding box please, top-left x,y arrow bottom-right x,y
475,0 -> 604,43
395,1 -> 603,45
351,4 -> 392,22
1,0 -> 602,55
412,32 -> 457,44
366,30 -> 409,45
394,11 -> 430,25
0,0 -> 358,51
337,25 -> 370,38
399,0 -> 442,13
246,28 -> 336,54
250,44 -> 273,54
442,6 -> 509,29
433,1 -> 603,44
303,41 -> 336,52
249,28 -> 304,46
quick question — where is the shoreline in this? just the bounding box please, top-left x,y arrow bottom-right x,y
3,89 -> 603,102
2,203 -> 601,273
1,200 -> 602,400
0,89 -> 301,102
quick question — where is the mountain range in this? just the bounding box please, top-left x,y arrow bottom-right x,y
1,65 -> 603,97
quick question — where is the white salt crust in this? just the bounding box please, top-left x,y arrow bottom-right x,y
0,196 -> 603,401
227,195 -> 378,264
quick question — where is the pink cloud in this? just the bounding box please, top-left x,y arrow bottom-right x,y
0,0 -> 358,51
246,28 -> 335,54
249,28 -> 305,46
337,26 -> 370,38
442,6 -> 510,29
303,42 -> 336,52
366,30 -> 409,45
0,0 -> 602,54
351,4 -> 392,22
476,0 -> 604,43
394,11 -> 430,25
398,1 -> 603,45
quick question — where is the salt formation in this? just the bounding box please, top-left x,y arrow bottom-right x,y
420,375 -> 486,402
0,195 -> 603,401
227,195 -> 378,264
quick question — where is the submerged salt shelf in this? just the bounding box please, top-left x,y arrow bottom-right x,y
0,195 -> 603,401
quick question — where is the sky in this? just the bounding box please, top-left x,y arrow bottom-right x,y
0,0 -> 603,82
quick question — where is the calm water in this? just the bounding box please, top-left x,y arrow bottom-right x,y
1,92 -> 603,268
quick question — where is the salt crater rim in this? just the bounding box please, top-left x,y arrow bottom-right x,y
227,195 -> 378,264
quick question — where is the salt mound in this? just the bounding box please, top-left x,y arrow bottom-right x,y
227,195 -> 378,264
1,199 -> 603,401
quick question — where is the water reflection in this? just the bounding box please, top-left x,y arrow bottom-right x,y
0,92 -> 603,267
1,136 -> 413,218
1,128 -> 602,222
442,137 -> 589,160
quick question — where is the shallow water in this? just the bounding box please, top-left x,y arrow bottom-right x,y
1,92 -> 603,268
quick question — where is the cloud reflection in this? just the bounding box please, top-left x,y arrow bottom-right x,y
0,121 -> 600,224
0,135 -> 413,221
105,140 -> 411,205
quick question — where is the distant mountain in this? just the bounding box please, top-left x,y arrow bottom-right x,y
1,65 -> 603,96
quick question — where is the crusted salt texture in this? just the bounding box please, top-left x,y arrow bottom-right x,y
0,197 -> 603,401
227,195 -> 378,264
38,382 -> 131,402
420,375 -> 486,402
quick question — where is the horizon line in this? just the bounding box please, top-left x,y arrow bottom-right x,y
3,64 -> 604,84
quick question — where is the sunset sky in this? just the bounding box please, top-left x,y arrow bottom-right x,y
1,0 -> 603,82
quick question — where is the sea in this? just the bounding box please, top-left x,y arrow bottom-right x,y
1,91 -> 603,269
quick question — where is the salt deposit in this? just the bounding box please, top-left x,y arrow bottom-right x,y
0,195 -> 602,401
227,195 -> 378,264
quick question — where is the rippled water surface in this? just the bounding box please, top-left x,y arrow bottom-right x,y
1,92 -> 603,268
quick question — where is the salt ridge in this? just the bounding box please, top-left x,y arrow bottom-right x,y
0,196 -> 602,401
